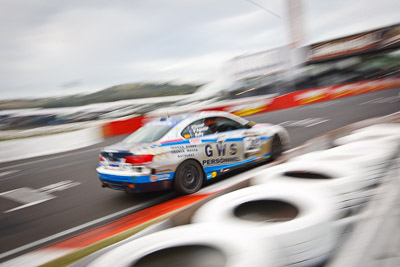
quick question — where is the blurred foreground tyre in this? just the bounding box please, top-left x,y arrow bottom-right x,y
251,161 -> 371,218
87,223 -> 280,267
192,184 -> 339,267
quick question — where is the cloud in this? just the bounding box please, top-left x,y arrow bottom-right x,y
0,0 -> 399,99
304,0 -> 400,43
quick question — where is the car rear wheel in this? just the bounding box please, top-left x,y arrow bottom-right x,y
271,135 -> 282,161
174,160 -> 204,195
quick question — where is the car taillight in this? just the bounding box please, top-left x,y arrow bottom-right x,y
99,154 -> 104,162
125,155 -> 154,164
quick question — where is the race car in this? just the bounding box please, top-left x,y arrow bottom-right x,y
97,111 -> 290,194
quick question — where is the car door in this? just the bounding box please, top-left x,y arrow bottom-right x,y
209,116 -> 266,160
180,117 -> 242,177
202,116 -> 248,164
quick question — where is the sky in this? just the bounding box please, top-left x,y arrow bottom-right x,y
0,0 -> 399,100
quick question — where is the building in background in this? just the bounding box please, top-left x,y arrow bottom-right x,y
295,23 -> 400,90
222,46 -> 292,97
218,23 -> 400,98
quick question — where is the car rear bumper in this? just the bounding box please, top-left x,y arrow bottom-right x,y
97,171 -> 173,193
99,178 -> 172,193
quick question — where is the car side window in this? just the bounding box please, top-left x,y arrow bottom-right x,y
181,119 -> 213,138
205,116 -> 245,134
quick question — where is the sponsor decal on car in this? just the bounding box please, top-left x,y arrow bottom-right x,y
201,142 -> 240,165
204,143 -> 238,157
150,173 -> 172,182
202,157 -> 240,165
189,138 -> 202,144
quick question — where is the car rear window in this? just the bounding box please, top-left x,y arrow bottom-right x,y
122,125 -> 172,144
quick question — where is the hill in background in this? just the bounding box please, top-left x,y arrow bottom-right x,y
0,82 -> 201,109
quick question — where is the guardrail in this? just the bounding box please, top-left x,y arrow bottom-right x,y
0,126 -> 103,163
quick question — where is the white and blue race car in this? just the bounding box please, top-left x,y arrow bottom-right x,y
97,111 -> 290,194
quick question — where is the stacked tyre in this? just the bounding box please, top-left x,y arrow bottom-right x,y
333,124 -> 400,184
334,123 -> 400,146
87,124 -> 400,267
192,184 -> 340,267
88,223 -> 281,267
251,161 -> 373,220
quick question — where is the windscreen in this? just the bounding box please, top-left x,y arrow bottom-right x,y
122,125 -> 172,144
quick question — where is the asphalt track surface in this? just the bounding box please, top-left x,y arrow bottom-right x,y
0,87 -> 399,261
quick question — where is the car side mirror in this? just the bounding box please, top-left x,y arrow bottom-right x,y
245,121 -> 256,128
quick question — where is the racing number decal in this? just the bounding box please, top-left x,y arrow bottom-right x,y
244,137 -> 261,153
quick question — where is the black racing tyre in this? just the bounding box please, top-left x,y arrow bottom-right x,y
174,160 -> 204,195
270,135 -> 282,161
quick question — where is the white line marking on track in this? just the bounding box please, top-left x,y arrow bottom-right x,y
1,187 -> 55,213
0,170 -> 20,177
306,119 -> 329,127
4,199 -> 54,213
278,121 -> 293,126
0,181 -> 81,213
39,180 -> 81,193
381,111 -> 400,118
279,118 -> 329,128
0,188 -> 19,196
0,193 -> 174,260
290,118 -> 318,126
359,97 -> 383,105
374,96 -> 399,103
358,97 -> 384,106
358,95 -> 400,105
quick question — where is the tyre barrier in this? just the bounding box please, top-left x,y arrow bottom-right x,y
334,123 -> 400,146
331,140 -> 397,183
289,140 -> 396,187
251,161 -> 375,219
192,184 -> 339,267
333,124 -> 400,185
87,223 -> 281,267
83,121 -> 399,267
289,152 -> 380,187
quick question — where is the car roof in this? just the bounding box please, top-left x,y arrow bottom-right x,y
145,113 -> 193,127
146,111 -> 248,127
143,111 -> 250,141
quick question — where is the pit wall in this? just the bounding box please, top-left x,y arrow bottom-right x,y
102,77 -> 400,137
0,126 -> 103,163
